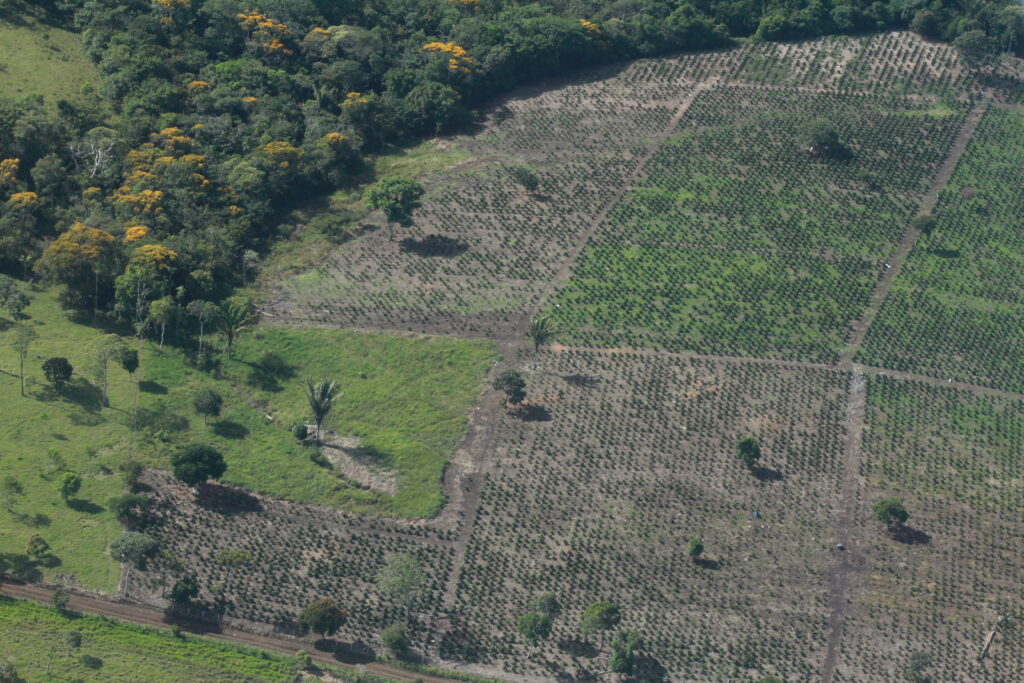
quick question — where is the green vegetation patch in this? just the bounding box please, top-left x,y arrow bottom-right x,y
0,19 -> 101,105
0,289 -> 494,591
550,88 -> 965,362
859,108 -> 1024,391
0,596 -> 296,682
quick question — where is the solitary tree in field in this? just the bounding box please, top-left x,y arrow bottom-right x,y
873,497 -> 909,531
609,631 -> 644,677
493,369 -> 526,407
736,436 -> 761,470
377,553 -> 425,618
299,598 -> 345,638
172,445 -> 227,488
193,388 -> 223,425
506,165 -> 540,194
62,631 -> 82,658
2,476 -> 24,512
686,538 -> 704,563
516,611 -> 553,657
186,300 -> 218,355
912,214 -> 936,235
109,532 -> 160,569
380,622 -> 410,656
42,357 -> 73,390
51,587 -> 70,613
170,576 -> 200,605
304,378 -> 339,441
530,592 -> 561,617
216,297 -> 256,353
526,315 -> 557,353
10,323 -> 37,396
87,334 -> 128,407
580,601 -> 621,649
26,534 -> 49,559
800,118 -> 843,157
59,472 -> 82,503
365,178 -> 424,241
119,348 -> 139,381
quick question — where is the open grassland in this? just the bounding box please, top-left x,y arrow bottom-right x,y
0,595 -> 298,682
0,18 -> 101,105
450,349 -> 848,680
859,107 -> 1024,391
835,377 -> 1023,681
0,289 -> 493,591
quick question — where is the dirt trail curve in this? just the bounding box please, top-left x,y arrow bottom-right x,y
0,580 -> 457,683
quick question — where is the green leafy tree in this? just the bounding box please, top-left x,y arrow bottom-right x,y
736,436 -> 761,470
377,553 -> 425,617
51,587 -> 70,613
516,611 -> 552,657
526,315 -> 557,353
26,534 -> 49,558
304,378 -> 339,441
109,532 -> 160,569
10,323 -> 37,397
118,348 -> 139,379
955,29 -> 1000,72
873,497 -> 910,530
492,369 -> 526,406
216,297 -> 256,353
42,357 -> 73,390
506,165 -> 540,194
686,538 -> 704,562
170,575 -> 200,604
193,388 -> 223,425
904,651 -> 933,683
63,630 -> 82,657
800,118 -> 842,157
530,592 -> 561,617
171,445 -> 227,487
298,598 -> 345,638
59,472 -> 82,502
365,178 -> 424,241
609,631 -> 644,676
107,493 -> 152,524
581,601 -> 621,648
149,296 -> 176,348
86,334 -> 128,407
186,300 -> 218,355
2,476 -> 24,512
0,659 -> 17,683
381,621 -> 410,656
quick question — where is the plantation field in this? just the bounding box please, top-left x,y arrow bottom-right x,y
836,377 -> 1024,680
859,107 -> 1024,391
0,595 -> 298,682
0,288 -> 493,591
0,18 -> 101,105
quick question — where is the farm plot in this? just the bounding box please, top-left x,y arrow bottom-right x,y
447,349 -> 849,681
126,470 -> 454,651
550,87 -> 965,362
268,52 -> 745,338
833,376 -> 1024,681
859,107 -> 1024,392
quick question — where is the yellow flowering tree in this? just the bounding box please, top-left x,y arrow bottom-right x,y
422,42 -> 473,74
36,222 -> 118,313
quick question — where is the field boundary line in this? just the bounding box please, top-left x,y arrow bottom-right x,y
840,99 -> 989,364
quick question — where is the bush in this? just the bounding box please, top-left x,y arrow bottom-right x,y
292,423 -> 308,441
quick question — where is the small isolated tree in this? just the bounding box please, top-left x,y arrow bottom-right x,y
119,348 -> 139,380
873,497 -> 909,531
904,651 -> 933,683
26,533 -> 49,558
530,592 -> 561,617
304,378 -> 339,441
580,601 -> 621,648
506,165 -> 539,194
526,315 -> 557,353
51,587 -> 70,613
170,575 -> 200,605
10,323 -> 37,397
87,334 -> 128,407
800,118 -> 843,157
107,493 -> 152,524
516,611 -> 552,657
2,476 -> 24,512
186,300 -> 217,356
193,388 -> 223,425
63,630 -> 82,657
493,369 -> 526,407
171,444 -> 227,488
110,532 -> 159,568
42,357 -> 73,390
216,297 -> 256,353
686,538 -> 704,563
59,472 -> 81,503
381,621 -> 410,656
609,631 -> 644,677
365,177 -> 424,241
122,460 -> 144,492
377,553 -> 425,617
736,436 -> 761,470
298,598 -> 345,638
0,659 -> 17,683
911,214 -> 936,235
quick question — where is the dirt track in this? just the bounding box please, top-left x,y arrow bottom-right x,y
0,579 -> 460,683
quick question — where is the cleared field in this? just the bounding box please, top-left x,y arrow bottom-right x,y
0,18 -> 101,105
835,376 -> 1023,681
0,595 -> 298,682
0,289 -> 493,591
859,107 -> 1024,391
450,349 -> 848,680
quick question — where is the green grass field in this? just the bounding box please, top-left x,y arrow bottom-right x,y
0,288 -> 494,591
0,18 -> 101,105
0,596 -> 300,682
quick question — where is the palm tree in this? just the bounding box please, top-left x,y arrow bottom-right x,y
304,378 -> 339,442
216,297 -> 255,353
526,315 -> 557,353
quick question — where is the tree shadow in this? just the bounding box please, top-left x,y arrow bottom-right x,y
628,655 -> 668,682
562,373 -> 600,388
67,498 -> 104,514
212,420 -> 248,440
558,637 -> 598,658
243,352 -> 297,393
752,466 -> 783,482
891,526 -> 931,545
136,404 -> 190,432
195,483 -> 262,515
0,553 -> 43,582
24,513 -> 51,527
399,234 -> 468,257
694,557 -> 721,570
139,380 -> 168,394
929,248 -> 961,259
61,378 -> 103,413
516,403 -> 551,422
37,553 -> 63,568
80,654 -> 103,669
